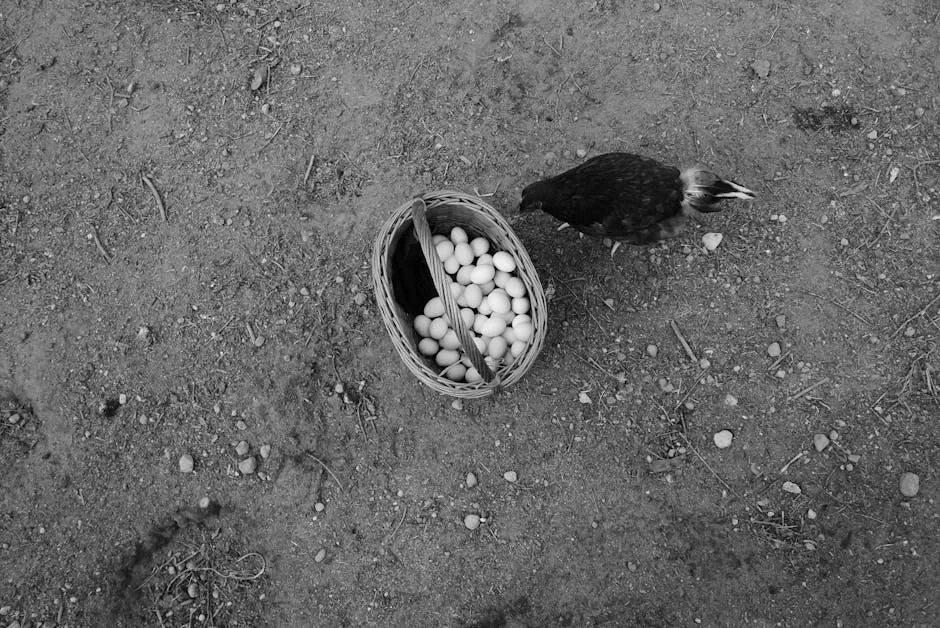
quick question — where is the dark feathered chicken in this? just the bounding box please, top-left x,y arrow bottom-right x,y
519,152 -> 755,255
391,227 -> 437,316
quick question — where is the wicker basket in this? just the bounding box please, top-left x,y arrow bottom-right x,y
372,190 -> 547,398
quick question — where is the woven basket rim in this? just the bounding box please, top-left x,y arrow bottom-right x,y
371,189 -> 548,398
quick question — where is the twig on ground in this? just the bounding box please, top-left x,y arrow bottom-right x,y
891,291 -> 940,338
670,320 -> 698,363
799,289 -> 871,326
307,453 -> 345,493
788,378 -> 830,402
678,434 -> 742,499
90,226 -> 113,263
303,154 -> 315,187
140,173 -> 167,221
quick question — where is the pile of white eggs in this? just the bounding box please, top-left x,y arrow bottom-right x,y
412,226 -> 534,383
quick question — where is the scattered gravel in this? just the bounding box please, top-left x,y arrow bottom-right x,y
235,440 -> 250,456
238,457 -> 257,475
179,454 -> 194,474
713,430 -> 733,449
899,472 -> 920,497
813,433 -> 830,452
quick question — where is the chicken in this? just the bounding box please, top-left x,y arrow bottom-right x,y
519,152 -> 755,256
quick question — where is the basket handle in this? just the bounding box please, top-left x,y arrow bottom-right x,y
410,199 -> 501,390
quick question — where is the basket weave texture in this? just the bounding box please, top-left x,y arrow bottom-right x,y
371,190 -> 547,398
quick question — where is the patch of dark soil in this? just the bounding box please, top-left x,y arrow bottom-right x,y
792,105 -> 859,132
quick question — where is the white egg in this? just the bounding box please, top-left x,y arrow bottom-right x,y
432,234 -> 448,246
513,321 -> 533,342
424,297 -> 445,319
503,352 -> 516,366
460,308 -> 475,328
512,313 -> 532,328
487,289 -> 511,314
445,362 -> 467,382
481,316 -> 507,337
453,242 -> 474,266
498,310 -> 516,323
472,315 -> 488,335
469,237 -> 490,257
450,226 -> 469,244
435,240 -> 454,261
477,299 -> 492,315
456,265 -> 475,286
472,336 -> 487,354
510,339 -> 527,357
463,283 -> 483,309
449,282 -> 464,301
511,296 -> 530,314
487,336 -> 507,360
413,314 -> 432,337
443,255 -> 461,275
503,327 -> 518,344
494,270 -> 511,288
465,366 -> 483,383
428,317 -> 449,340
440,329 -> 461,350
492,251 -> 516,273
479,280 -> 496,296
418,337 -> 439,356
470,264 -> 495,285
435,349 -> 461,367
476,253 -> 493,267
505,277 -> 526,298
460,355 -> 473,368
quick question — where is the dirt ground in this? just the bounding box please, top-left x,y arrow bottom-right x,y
1,0 -> 939,626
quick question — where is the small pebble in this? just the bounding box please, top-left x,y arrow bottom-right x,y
840,238 -> 849,247
187,582 -> 199,598
198,496 -> 211,509
236,420 -> 247,430
289,63 -> 302,75
767,342 -> 781,357
713,430 -> 733,449
314,548 -> 327,563
466,472 -> 478,488
464,514 -> 481,530
847,454 -> 861,463
914,106 -> 924,118
451,399 -> 463,411
118,393 -> 127,405
899,472 -> 919,497
775,314 -> 786,329
179,454 -> 194,473
775,369 -> 787,379
259,444 -> 271,459
782,481 -> 801,494
702,232 -> 723,252
8,413 -> 20,424
698,358 -> 710,369
235,440 -> 250,456
261,103 -> 271,114
253,335 -> 266,347
646,344 -> 658,358
503,471 -> 518,483
238,456 -> 257,475
807,509 -> 817,520
315,502 -> 325,512
652,1 -> 661,11
813,433 -> 830,452
724,394 -> 738,407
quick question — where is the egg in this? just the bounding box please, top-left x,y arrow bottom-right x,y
424,297 -> 445,318
465,366 -> 483,383
492,251 -> 516,273
486,289 -> 511,314
497,310 -> 516,323
511,296 -> 530,315
428,317 -> 449,340
480,316 -> 507,337
469,237 -> 490,257
476,253 -> 493,267
432,234 -> 448,246
513,321 -> 533,342
413,314 -> 432,337
455,265 -> 475,286
443,255 -> 461,275
449,282 -> 464,300
505,277 -> 526,298
460,307 -> 475,328
503,327 -> 518,345
445,362 -> 467,382
479,280 -> 496,296
453,242 -> 474,266
512,313 -> 532,328
494,270 -> 511,288
469,264 -> 495,285
477,299 -> 492,316
472,336 -> 487,354
463,283 -> 483,309
450,226 -> 469,244
435,349 -> 461,367
504,352 -> 516,366
440,329 -> 461,351
435,239 -> 454,261
510,340 -> 528,357
417,338 -> 439,356
487,336 -> 508,360
472,315 -> 488,335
